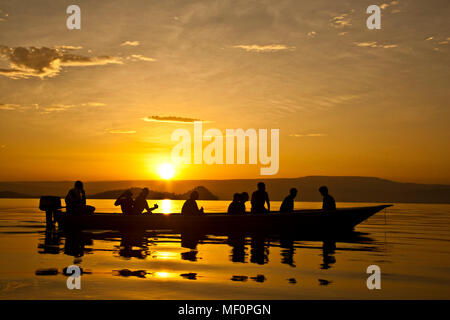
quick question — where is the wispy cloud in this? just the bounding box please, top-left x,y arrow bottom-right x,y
55,45 -> 83,51
0,103 -> 19,110
355,42 -> 398,49
81,102 -> 106,107
127,54 -> 156,62
0,46 -> 122,79
380,1 -> 399,10
331,10 -> 354,28
232,44 -> 294,52
40,104 -> 74,113
120,41 -> 140,47
143,116 -> 202,124
107,129 -> 136,134
289,133 -> 327,138
307,31 -> 317,38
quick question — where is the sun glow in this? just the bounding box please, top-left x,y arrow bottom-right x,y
158,163 -> 175,180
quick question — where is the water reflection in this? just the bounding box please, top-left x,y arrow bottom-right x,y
38,230 -> 376,266
37,228 -> 377,281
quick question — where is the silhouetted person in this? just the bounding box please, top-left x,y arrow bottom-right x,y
280,188 -> 298,213
114,189 -> 134,215
251,182 -> 270,213
240,192 -> 249,213
319,186 -> 336,210
65,181 -> 95,215
181,191 -> 204,215
133,188 -> 158,215
228,193 -> 243,214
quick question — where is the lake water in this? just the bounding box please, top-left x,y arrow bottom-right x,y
0,199 -> 449,299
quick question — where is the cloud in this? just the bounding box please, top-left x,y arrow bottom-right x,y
380,1 -> 399,10
107,129 -> 136,134
289,133 -> 326,138
232,44 -> 294,52
81,102 -> 106,107
120,41 -> 140,47
0,103 -> 19,110
307,31 -> 317,38
0,46 -> 122,79
40,104 -> 74,113
331,10 -> 354,28
127,54 -> 156,62
55,45 -> 83,51
143,116 -> 202,123
355,42 -> 398,48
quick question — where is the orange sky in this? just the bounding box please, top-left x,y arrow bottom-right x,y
0,0 -> 449,183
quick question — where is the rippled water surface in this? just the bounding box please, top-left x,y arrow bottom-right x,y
0,199 -> 449,299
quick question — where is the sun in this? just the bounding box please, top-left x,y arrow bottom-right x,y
158,163 -> 175,180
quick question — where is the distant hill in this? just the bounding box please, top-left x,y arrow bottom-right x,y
0,176 -> 449,203
0,191 -> 34,198
89,186 -> 218,200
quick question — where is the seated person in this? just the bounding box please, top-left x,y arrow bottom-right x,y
319,186 -> 336,211
240,192 -> 249,214
65,181 -> 95,215
133,188 -> 158,215
114,189 -> 134,215
228,193 -> 243,214
181,191 -> 204,215
251,182 -> 270,213
280,188 -> 298,213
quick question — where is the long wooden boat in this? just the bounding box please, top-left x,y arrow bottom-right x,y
52,205 -> 391,234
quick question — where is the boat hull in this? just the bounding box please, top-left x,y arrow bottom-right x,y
54,205 -> 391,234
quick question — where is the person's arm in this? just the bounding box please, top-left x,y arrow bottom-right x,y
143,200 -> 151,213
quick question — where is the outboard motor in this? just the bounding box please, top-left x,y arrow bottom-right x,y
39,196 -> 62,225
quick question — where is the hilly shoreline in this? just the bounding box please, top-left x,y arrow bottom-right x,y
0,176 -> 449,204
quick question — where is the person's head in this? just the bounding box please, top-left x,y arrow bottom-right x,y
241,192 -> 249,203
124,189 -> 132,198
319,186 -> 329,196
140,188 -> 149,198
289,188 -> 298,198
190,191 -> 199,200
74,181 -> 84,190
257,182 -> 265,191
233,193 -> 241,202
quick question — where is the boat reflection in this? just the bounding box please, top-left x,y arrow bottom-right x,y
38,227 -> 377,273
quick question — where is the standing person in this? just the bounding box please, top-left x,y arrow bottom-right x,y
65,181 -> 95,215
251,182 -> 270,213
228,193 -> 242,215
133,188 -> 158,215
114,189 -> 134,215
319,186 -> 336,210
280,188 -> 298,213
181,191 -> 204,215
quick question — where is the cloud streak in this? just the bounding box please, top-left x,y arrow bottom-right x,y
355,42 -> 398,49
143,116 -> 202,124
289,133 -> 327,138
0,46 -> 122,79
127,54 -> 156,62
120,41 -> 140,47
107,129 -> 137,134
232,44 -> 294,52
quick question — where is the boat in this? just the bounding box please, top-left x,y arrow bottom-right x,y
39,197 -> 391,234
